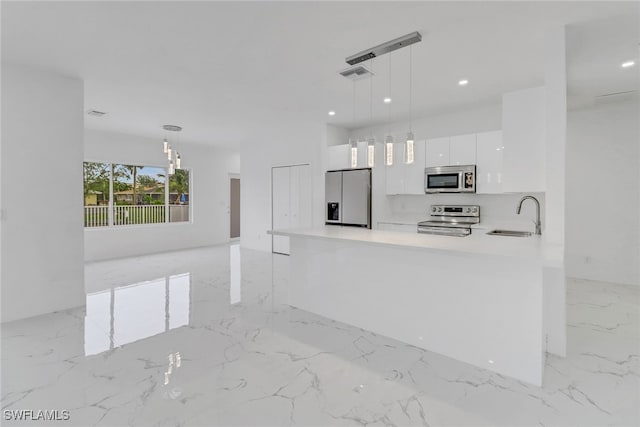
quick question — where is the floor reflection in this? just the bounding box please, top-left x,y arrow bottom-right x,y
230,244 -> 241,305
85,273 -> 191,355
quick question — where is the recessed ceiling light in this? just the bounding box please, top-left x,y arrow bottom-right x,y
383,97 -> 392,103
328,111 -> 336,116
458,79 -> 469,86
621,61 -> 635,68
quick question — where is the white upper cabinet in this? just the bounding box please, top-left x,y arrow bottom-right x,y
405,140 -> 426,194
385,140 -> 426,195
501,86 -> 546,192
425,137 -> 450,167
357,140 -> 369,168
327,144 -> 350,170
449,133 -> 477,165
476,130 -> 503,194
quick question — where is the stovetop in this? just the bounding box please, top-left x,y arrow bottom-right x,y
417,205 -> 480,237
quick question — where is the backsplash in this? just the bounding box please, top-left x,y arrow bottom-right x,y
387,193 -> 546,226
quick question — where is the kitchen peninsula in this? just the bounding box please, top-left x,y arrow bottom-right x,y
269,226 -> 566,386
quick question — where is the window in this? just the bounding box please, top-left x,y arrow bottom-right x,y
83,162 -> 190,227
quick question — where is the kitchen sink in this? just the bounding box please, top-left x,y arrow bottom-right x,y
486,229 -> 533,237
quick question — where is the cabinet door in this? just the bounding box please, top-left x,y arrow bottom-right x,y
327,145 -> 350,170
295,165 -> 313,228
425,137 -> 450,167
476,131 -> 503,194
385,143 -> 405,195
502,86 -> 546,192
405,140 -> 426,194
272,167 -> 290,254
377,223 -> 417,233
289,165 -> 312,229
357,140 -> 368,168
449,134 -> 477,165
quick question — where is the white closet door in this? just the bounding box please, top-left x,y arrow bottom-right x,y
294,165 -> 313,229
272,167 -> 290,254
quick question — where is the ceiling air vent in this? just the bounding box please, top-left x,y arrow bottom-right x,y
595,90 -> 637,105
87,109 -> 107,117
339,65 -> 374,81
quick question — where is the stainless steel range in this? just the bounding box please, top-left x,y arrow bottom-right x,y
417,205 -> 480,237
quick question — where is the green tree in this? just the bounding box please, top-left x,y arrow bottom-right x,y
113,165 -> 144,204
169,170 -> 189,203
83,162 -> 110,204
137,175 -> 160,190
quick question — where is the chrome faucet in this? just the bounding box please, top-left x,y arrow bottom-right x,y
516,196 -> 542,235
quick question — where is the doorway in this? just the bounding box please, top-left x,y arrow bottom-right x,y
229,175 -> 240,240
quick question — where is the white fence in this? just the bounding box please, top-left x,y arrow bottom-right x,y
84,205 -> 109,227
84,205 -> 189,227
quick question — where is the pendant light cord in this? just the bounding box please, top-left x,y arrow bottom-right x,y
370,58 -> 374,140
409,45 -> 413,133
387,52 -> 392,135
353,80 -> 356,124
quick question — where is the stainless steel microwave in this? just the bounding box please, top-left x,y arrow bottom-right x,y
424,165 -> 476,193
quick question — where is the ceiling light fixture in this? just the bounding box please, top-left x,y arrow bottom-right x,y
87,109 -> 107,117
458,79 -> 469,86
328,111 -> 336,116
383,97 -> 392,104
405,45 -> 415,164
345,32 -> 422,66
162,125 -> 183,175
621,61 -> 635,68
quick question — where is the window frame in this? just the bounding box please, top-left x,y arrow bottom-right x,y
83,160 -> 192,229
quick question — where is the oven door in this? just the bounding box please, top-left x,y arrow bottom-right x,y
424,166 -> 475,193
425,171 -> 462,193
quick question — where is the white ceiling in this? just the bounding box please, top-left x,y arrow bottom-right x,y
2,1 -> 638,148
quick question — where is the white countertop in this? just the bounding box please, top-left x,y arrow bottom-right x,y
269,226 -> 563,267
377,215 -> 536,231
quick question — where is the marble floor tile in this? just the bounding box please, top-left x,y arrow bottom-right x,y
2,244 -> 638,426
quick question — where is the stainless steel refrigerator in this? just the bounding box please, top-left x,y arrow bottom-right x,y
325,168 -> 371,228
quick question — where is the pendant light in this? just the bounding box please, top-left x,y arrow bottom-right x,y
404,45 -> 415,164
162,125 -> 183,175
385,53 -> 394,166
350,138 -> 358,168
367,59 -> 376,168
349,80 -> 358,168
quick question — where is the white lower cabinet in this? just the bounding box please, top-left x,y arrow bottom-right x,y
377,222 -> 417,233
272,164 -> 312,255
476,130 -> 503,194
385,140 -> 426,195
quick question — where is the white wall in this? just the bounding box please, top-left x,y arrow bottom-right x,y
1,64 -> 85,322
326,124 -> 349,146
544,25 -> 567,246
566,98 -> 640,286
349,103 -> 502,142
385,193 -> 545,227
84,129 -> 239,261
240,121 -> 326,252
